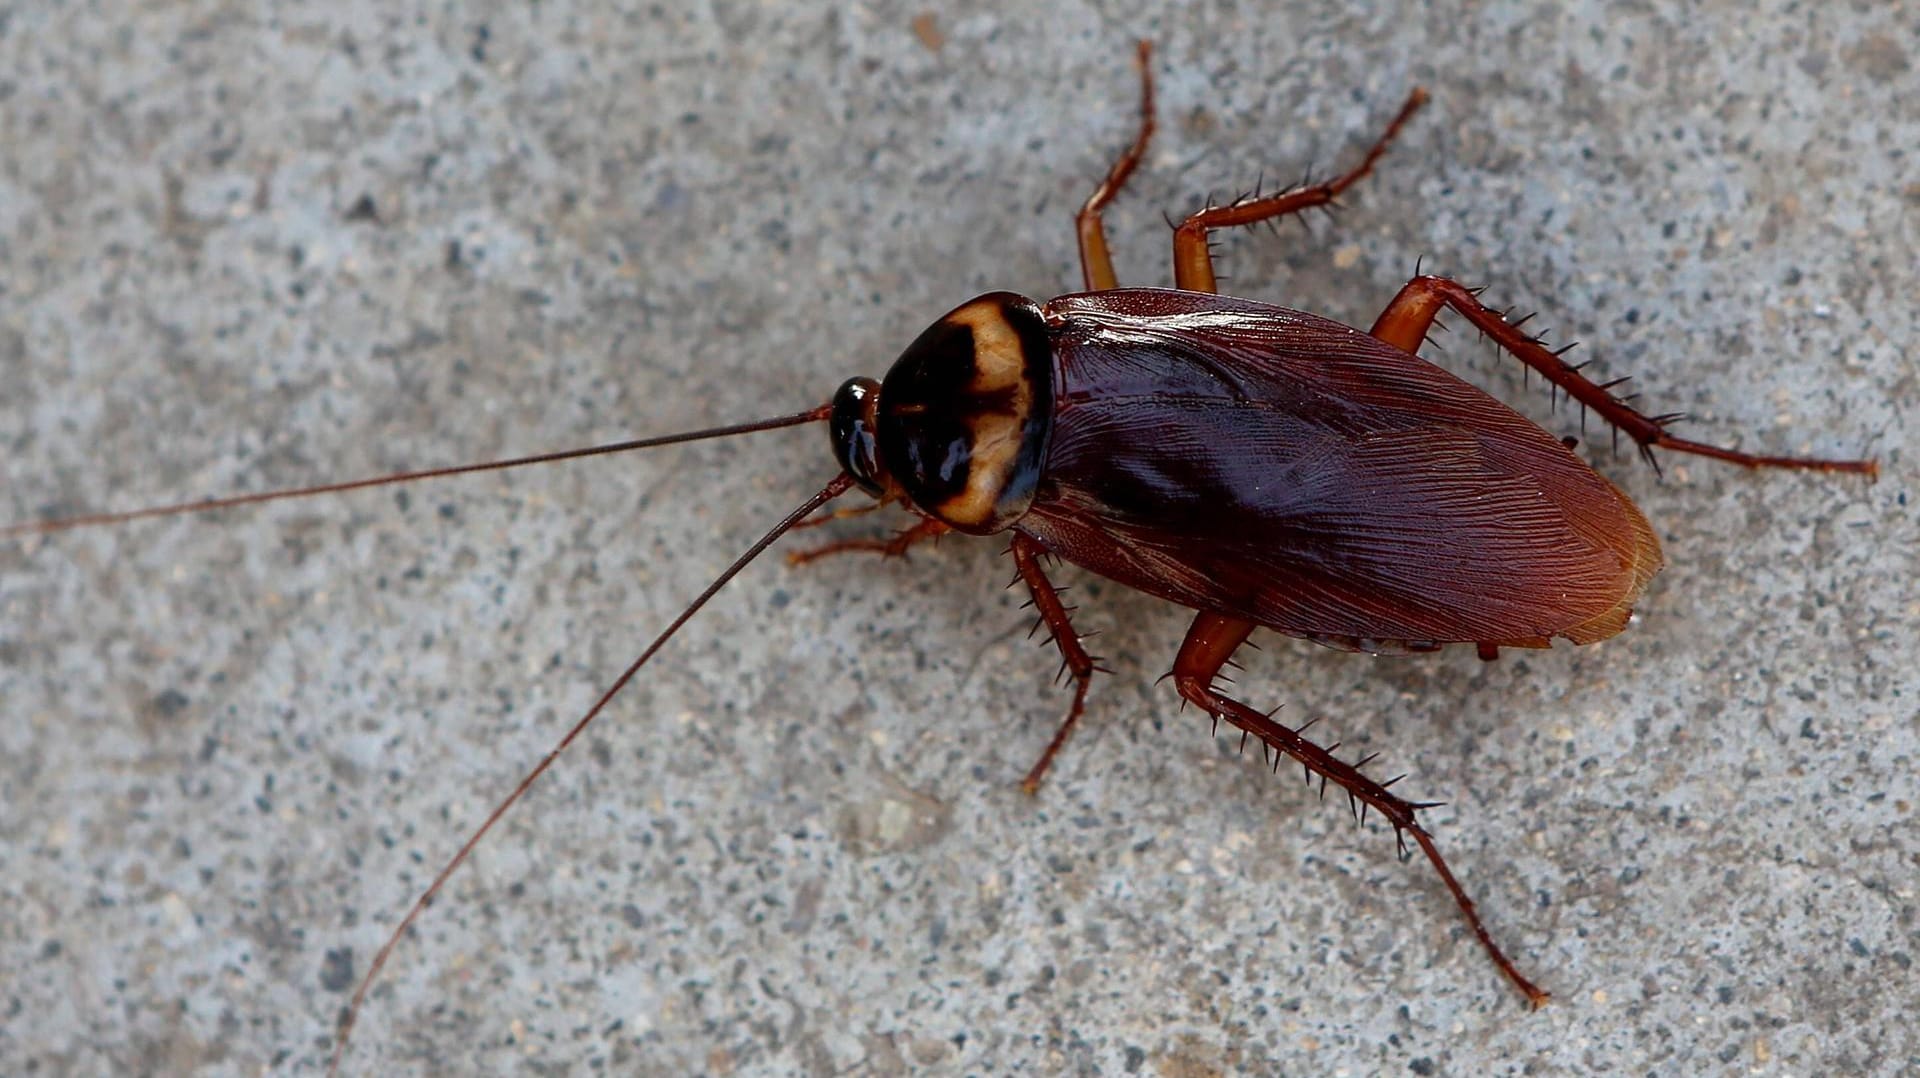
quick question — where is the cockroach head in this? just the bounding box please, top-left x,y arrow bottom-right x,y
836,293 -> 1055,535
830,375 -> 888,498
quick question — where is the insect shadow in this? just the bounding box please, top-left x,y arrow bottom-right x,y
4,39 -> 1875,1074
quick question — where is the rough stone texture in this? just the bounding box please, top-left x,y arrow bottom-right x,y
2,3 -> 1913,1075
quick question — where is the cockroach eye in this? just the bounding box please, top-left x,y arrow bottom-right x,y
830,376 -> 887,497
875,292 -> 1055,535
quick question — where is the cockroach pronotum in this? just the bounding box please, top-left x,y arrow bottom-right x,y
3,41 -> 1876,1072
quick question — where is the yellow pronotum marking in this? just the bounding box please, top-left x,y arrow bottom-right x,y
935,301 -> 1037,529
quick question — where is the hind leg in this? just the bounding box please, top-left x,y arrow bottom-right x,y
1369,275 -> 1878,475
1171,610 -> 1550,1007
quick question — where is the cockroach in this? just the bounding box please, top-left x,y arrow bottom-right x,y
3,41 -> 1876,1072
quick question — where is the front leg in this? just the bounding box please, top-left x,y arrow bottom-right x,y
1010,533 -> 1107,795
785,516 -> 948,566
1075,40 -> 1156,292
1171,610 -> 1551,1008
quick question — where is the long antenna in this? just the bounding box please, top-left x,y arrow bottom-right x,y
327,471 -> 856,1075
4,404 -> 833,539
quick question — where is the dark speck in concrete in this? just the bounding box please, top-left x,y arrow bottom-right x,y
344,195 -> 380,224
320,949 -> 353,993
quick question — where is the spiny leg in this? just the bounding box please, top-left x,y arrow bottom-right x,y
1076,40 -> 1156,292
785,516 -> 948,566
1010,533 -> 1106,795
1170,610 -> 1550,1007
1370,274 -> 1878,476
1172,88 -> 1428,293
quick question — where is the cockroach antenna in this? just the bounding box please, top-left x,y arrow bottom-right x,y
3,405 -> 834,539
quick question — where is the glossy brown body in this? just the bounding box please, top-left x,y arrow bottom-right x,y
1018,288 -> 1662,652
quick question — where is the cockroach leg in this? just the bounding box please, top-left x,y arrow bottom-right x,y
1010,533 -> 1105,795
1171,88 -> 1428,294
1369,275 -> 1879,476
1076,40 -> 1156,292
1171,610 -> 1551,1008
790,499 -> 888,532
785,515 -> 948,566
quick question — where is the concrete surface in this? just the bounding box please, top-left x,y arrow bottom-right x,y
3,3 -> 1914,1075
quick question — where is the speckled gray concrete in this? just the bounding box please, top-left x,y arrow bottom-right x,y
2,3 -> 1913,1076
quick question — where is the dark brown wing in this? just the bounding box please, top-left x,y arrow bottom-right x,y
1016,289 -> 1662,648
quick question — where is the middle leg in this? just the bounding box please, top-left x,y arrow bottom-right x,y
1010,533 -> 1106,795
1171,609 -> 1551,1008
